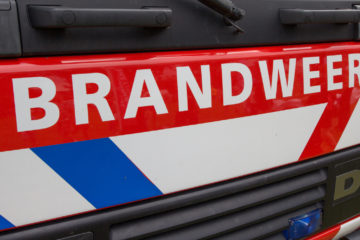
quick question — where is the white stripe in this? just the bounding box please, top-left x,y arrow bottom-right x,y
336,98 -> 360,150
0,149 -> 95,226
111,104 -> 326,193
334,215 -> 360,239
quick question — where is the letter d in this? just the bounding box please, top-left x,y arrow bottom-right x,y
222,63 -> 253,106
334,170 -> 360,201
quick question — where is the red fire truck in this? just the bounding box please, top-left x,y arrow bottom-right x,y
0,0 -> 360,239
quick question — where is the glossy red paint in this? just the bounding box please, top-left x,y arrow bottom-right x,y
0,42 -> 360,163
307,214 -> 360,240
306,226 -> 340,240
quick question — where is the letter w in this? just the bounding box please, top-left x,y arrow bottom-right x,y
259,59 -> 296,100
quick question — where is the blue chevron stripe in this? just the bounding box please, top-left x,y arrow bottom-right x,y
0,215 -> 13,231
31,138 -> 162,209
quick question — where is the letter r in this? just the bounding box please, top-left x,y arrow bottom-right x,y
72,73 -> 115,125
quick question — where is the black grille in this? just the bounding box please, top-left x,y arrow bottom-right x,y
110,170 -> 326,240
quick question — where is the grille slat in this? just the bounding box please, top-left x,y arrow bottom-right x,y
264,234 -> 287,240
215,204 -> 322,240
144,187 -> 325,240
110,170 -> 326,240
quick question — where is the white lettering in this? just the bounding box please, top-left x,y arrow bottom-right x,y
177,65 -> 212,112
349,54 -> 360,88
303,57 -> 321,94
259,59 -> 296,100
222,63 -> 253,106
124,69 -> 168,119
13,77 -> 59,132
327,55 -> 343,91
72,73 -> 115,125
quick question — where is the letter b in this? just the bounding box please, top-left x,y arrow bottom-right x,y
13,77 -> 60,132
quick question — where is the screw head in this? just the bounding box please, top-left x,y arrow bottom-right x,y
62,11 -> 76,25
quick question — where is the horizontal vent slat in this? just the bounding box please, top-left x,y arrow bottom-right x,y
146,187 -> 324,240
111,185 -> 325,240
107,162 -> 329,226
216,204 -> 322,240
263,234 -> 287,240
110,171 -> 326,240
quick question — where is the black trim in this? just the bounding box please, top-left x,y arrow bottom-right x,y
27,6 -> 173,29
14,0 -> 360,57
344,229 -> 360,240
1,0 -> 360,57
0,0 -> 21,57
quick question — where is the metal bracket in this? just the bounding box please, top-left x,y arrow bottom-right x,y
224,17 -> 244,33
199,0 -> 245,33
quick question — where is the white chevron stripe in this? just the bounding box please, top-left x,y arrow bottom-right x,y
334,215 -> 360,239
336,98 -> 360,150
0,149 -> 95,226
111,104 -> 327,194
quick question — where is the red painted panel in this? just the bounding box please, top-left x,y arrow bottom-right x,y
0,42 -> 359,163
306,226 -> 340,240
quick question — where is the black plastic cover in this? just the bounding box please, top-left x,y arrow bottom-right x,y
14,0 -> 360,57
344,230 -> 360,240
0,0 -> 21,57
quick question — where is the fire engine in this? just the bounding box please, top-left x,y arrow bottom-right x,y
0,0 -> 360,239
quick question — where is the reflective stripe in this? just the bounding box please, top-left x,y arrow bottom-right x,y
336,98 -> 360,150
0,149 -> 95,226
334,215 -> 360,240
111,104 -> 326,193
32,138 -> 162,209
307,215 -> 360,240
0,215 -> 13,231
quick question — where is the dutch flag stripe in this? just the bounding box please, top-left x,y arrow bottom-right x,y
0,149 -> 94,227
31,138 -> 162,209
0,215 -> 13,231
